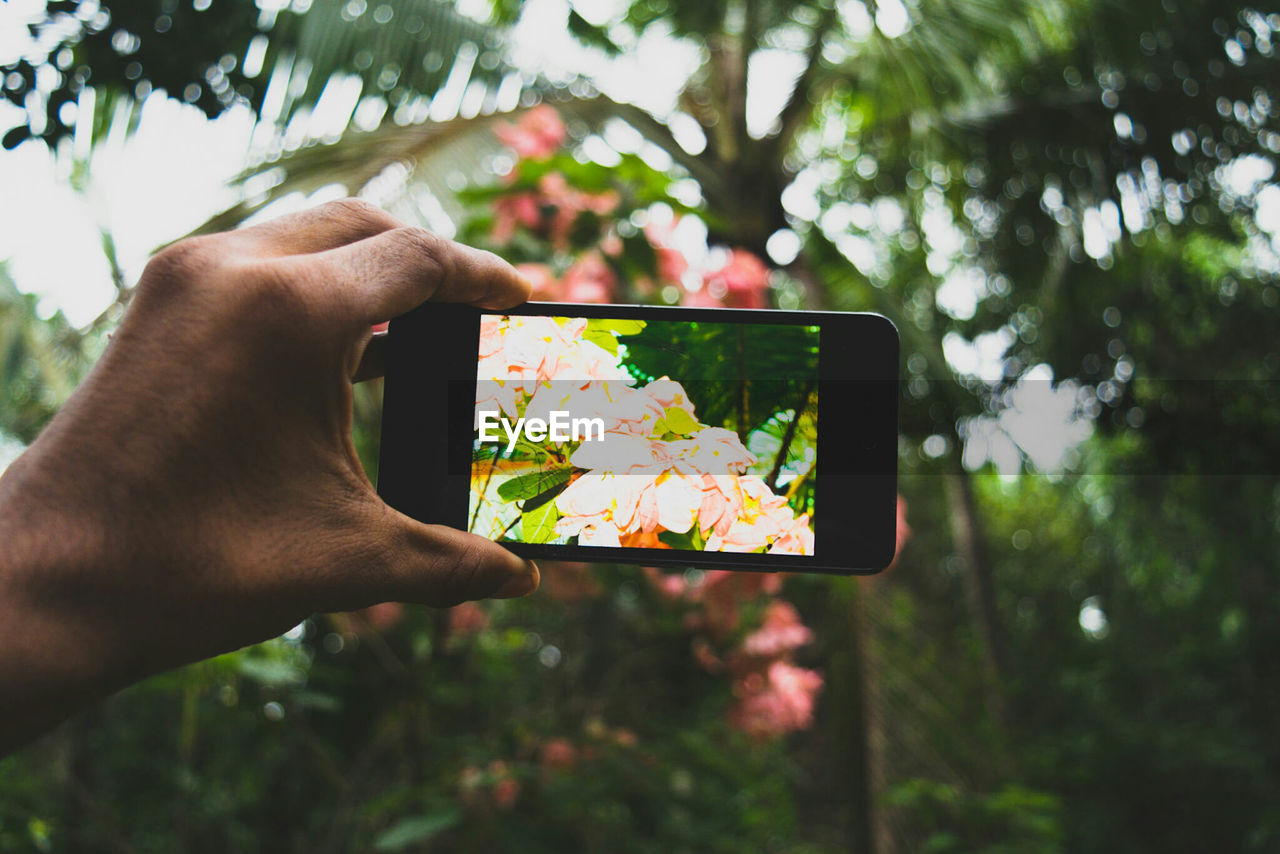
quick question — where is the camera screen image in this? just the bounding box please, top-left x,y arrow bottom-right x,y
468,314 -> 819,554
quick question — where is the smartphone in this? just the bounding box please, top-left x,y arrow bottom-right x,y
378,302 -> 898,574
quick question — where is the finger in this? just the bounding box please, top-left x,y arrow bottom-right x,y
236,198 -> 403,258
369,510 -> 540,608
353,330 -> 387,382
310,226 -> 533,323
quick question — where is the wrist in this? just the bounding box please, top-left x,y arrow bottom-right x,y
0,444 -> 135,751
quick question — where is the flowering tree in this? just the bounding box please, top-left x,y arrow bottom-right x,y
454,106 -> 860,745
461,105 -> 778,310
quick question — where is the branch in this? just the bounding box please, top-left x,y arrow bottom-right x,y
775,1 -> 841,152
766,378 -> 814,491
734,0 -> 757,160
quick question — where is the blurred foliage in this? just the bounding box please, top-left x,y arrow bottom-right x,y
3,0 -> 1280,852
0,265 -> 98,443
1,0 -> 510,150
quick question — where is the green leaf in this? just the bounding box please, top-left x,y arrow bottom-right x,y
663,406 -> 699,435
512,437 -> 550,460
658,529 -> 697,550
496,466 -> 572,502
583,328 -> 619,355
521,496 -> 561,544
521,477 -> 569,512
373,811 -> 462,851
567,8 -> 623,55
588,318 -> 647,337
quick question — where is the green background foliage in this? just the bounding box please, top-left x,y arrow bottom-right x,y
3,0 -> 1279,851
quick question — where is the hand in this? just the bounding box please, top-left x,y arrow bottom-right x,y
0,199 -> 540,752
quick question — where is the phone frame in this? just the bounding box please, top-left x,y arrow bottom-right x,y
378,301 -> 899,575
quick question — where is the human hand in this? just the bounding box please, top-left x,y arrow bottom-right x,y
0,199 -> 539,751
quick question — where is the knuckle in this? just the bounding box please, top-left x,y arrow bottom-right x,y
139,236 -> 219,294
323,197 -> 396,230
388,226 -> 450,277
197,257 -> 318,334
430,548 -> 486,608
407,525 -> 488,608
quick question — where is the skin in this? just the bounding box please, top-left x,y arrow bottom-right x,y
0,199 -> 540,755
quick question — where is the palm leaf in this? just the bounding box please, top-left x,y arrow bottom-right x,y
192,93 -> 725,235
256,0 -> 516,131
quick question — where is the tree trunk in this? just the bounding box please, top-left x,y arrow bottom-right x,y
943,466 -> 1008,737
856,579 -> 898,854
847,582 -> 876,854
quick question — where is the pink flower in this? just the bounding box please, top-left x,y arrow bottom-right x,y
767,513 -> 815,556
643,566 -> 689,599
494,104 -> 567,159
599,231 -> 623,257
740,601 -> 813,658
538,172 -> 620,250
679,284 -> 726,308
702,475 -> 797,553
540,737 -> 578,771
696,475 -> 745,538
524,382 -> 661,436
354,602 -> 404,632
477,315 -> 631,388
516,262 -> 562,300
645,221 -> 689,285
569,435 -> 666,475
560,252 -> 616,303
555,509 -> 624,547
487,164 -> 618,249
492,777 -> 521,810
706,514 -> 783,553
703,249 -> 770,309
729,661 -> 824,739
643,377 -> 697,417
652,470 -> 704,534
669,428 -> 756,477
491,192 -> 541,242
693,570 -> 783,635
448,601 -> 489,636
894,494 -> 911,565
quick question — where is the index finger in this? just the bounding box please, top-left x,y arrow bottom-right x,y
235,198 -> 403,257
310,226 -> 533,324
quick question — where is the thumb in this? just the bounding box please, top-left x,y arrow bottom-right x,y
372,509 -> 540,608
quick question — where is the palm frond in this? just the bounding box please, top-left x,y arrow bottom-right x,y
193,93 -> 722,235
257,0 -> 516,131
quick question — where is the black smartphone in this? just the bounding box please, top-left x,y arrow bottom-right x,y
378,302 -> 899,574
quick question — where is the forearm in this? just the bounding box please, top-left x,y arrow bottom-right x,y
0,449 -> 121,754
0,592 -> 106,755
0,428 -> 265,755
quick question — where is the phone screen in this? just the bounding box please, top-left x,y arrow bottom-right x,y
467,313 -> 820,555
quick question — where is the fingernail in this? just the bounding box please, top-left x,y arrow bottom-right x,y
491,564 -> 539,599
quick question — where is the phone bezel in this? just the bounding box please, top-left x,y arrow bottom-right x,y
378,301 -> 898,575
